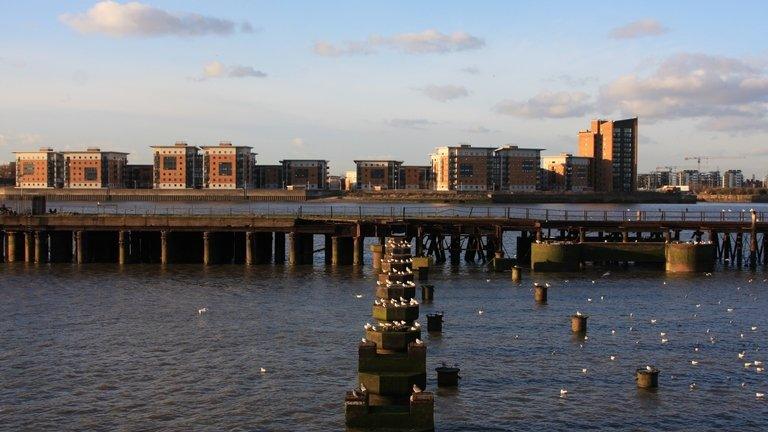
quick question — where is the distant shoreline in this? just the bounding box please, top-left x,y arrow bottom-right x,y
0,187 -> 705,204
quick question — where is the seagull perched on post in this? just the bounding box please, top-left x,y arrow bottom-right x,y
412,384 -> 423,393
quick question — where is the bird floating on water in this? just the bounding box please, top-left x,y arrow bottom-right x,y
691,360 -> 699,365
738,351 -> 746,359
260,367 -> 266,373
610,355 -> 616,361
650,319 -> 658,324
478,309 -> 484,315
560,389 -> 568,397
198,307 -> 208,315
757,392 -> 765,399
355,294 -> 363,298
581,368 -> 587,374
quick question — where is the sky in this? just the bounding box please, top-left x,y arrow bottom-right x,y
1,1 -> 767,176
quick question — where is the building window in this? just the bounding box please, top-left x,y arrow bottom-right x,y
459,163 -> 474,177
295,168 -> 308,178
219,162 -> 232,176
84,167 -> 97,181
23,162 -> 34,175
371,169 -> 385,179
163,156 -> 177,170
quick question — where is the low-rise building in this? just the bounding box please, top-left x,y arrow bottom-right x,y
722,169 -> 744,188
126,164 -> 153,189
151,142 -> 202,189
63,148 -> 127,188
431,144 -> 494,191
354,160 -> 402,190
13,148 -> 64,188
542,153 -> 592,192
492,145 -> 543,192
0,162 -> 15,186
201,142 -> 254,189
253,164 -> 283,189
400,165 -> 431,190
280,159 -> 328,190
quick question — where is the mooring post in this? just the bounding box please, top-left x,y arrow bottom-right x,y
203,231 -> 211,265
34,231 -> 43,263
750,210 -> 758,268
75,230 -> 84,264
118,230 -> 126,265
245,231 -> 254,265
353,236 -> 364,266
331,236 -> 341,266
288,232 -> 299,265
6,231 -> 16,263
24,231 -> 33,263
160,230 -> 169,265
274,232 -> 285,264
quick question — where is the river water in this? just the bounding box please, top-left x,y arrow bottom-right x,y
2,201 -> 768,430
1,261 -> 767,431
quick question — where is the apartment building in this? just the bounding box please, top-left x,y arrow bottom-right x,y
400,165 -> 431,190
354,160 -> 402,190
62,148 -> 127,188
151,142 -> 202,189
578,117 -> 638,193
492,145 -> 542,192
126,164 -> 153,189
280,159 -> 328,190
542,153 -> 592,192
14,148 -> 64,188
200,142 -> 254,189
253,164 -> 283,189
431,145 -> 494,191
0,162 -> 14,186
722,169 -> 744,188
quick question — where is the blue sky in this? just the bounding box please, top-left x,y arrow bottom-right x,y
1,1 -> 767,175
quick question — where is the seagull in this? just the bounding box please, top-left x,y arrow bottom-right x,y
660,332 -> 667,337
355,294 -> 363,298
198,307 -> 208,315
757,392 -> 765,399
360,383 -> 367,393
581,368 -> 587,374
738,352 -> 746,359
611,329 -> 616,335
575,311 -> 583,317
361,338 -> 368,343
415,338 -> 423,345
752,326 -> 758,331
259,367 -> 266,373
478,309 -> 484,315
600,295 -> 605,301
727,308 -> 734,313
661,338 -> 669,344
650,319 -> 658,324
691,360 -> 699,365
412,384 -> 423,393
690,382 -> 697,390
601,271 -> 611,278
486,279 -> 491,283
755,360 -> 764,366
646,365 -> 653,371
610,355 -> 616,361
560,389 -> 568,397
545,282 -> 551,288
587,298 -> 593,302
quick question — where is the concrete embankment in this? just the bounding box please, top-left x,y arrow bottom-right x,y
697,194 -> 768,203
0,187 -> 340,202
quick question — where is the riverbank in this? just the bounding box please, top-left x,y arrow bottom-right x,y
697,193 -> 768,203
1,187 -> 697,204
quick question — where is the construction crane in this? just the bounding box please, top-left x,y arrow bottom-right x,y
684,156 -> 745,172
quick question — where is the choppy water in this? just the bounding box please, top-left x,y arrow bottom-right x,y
2,261 -> 768,431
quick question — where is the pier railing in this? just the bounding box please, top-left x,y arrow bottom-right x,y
40,205 -> 767,223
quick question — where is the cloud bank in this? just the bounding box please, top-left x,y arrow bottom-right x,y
609,19 -> 669,39
60,1 -> 254,37
419,85 -> 469,102
314,29 -> 484,56
495,91 -> 593,118
199,61 -> 266,80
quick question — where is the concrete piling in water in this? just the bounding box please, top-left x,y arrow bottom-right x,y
203,231 -> 211,265
427,313 -> 443,332
435,366 -> 460,387
534,283 -> 547,303
370,244 -> 383,272
5,231 -> 17,263
34,231 -> 44,263
160,230 -> 169,265
75,231 -> 84,264
353,236 -> 364,266
24,231 -> 33,263
421,284 -> 434,302
571,313 -> 588,333
664,242 -> 715,272
245,231 -> 254,265
511,265 -> 522,282
636,367 -> 659,389
118,230 -> 126,265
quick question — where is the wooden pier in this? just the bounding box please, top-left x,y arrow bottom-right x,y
1,207 -> 766,271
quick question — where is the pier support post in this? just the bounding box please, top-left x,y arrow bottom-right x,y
353,236 -> 363,266
665,243 -> 716,272
24,231 -> 33,263
6,231 -> 17,263
34,231 -> 44,263
324,234 -> 333,265
245,231 -> 254,265
736,232 -> 744,268
622,230 -> 629,243
75,231 -> 84,264
449,229 -> 461,266
118,230 -> 127,265
579,228 -> 586,243
750,210 -> 758,268
288,232 -> 300,265
331,236 -> 340,265
203,231 -> 211,265
370,244 -> 383,271
274,232 -> 285,264
160,230 -> 169,265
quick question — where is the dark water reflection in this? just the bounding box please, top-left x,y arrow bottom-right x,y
1,263 -> 767,431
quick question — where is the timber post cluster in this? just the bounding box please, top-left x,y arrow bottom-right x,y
345,236 -> 434,431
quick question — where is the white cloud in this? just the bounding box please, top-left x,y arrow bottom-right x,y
0,132 -> 43,148
198,61 -> 267,80
60,1 -> 254,37
314,29 -> 484,56
419,84 -> 469,102
291,137 -> 306,149
609,19 -> 669,39
386,118 -> 437,129
461,66 -> 480,75
545,74 -> 598,87
495,91 -> 593,118
599,53 -> 768,122
463,126 -> 499,134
